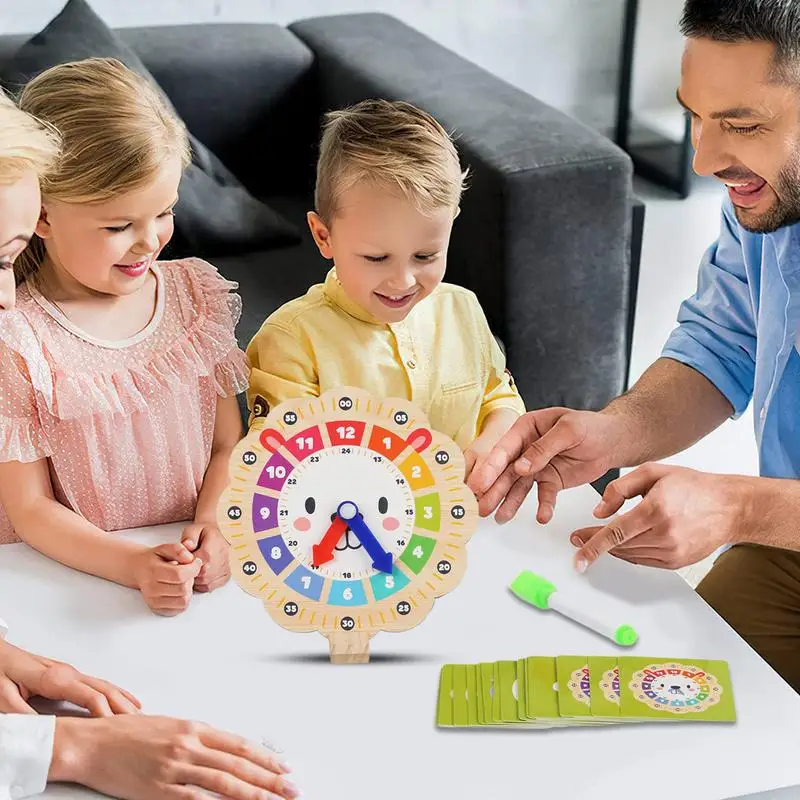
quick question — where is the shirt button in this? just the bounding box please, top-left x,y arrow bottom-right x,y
760,407 -> 766,421
406,360 -> 416,369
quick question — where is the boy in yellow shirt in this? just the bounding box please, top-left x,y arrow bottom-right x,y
247,99 -> 524,479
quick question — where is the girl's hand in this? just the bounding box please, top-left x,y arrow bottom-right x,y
132,543 -> 203,616
181,524 -> 231,593
0,640 -> 140,716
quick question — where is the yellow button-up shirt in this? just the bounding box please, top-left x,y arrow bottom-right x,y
246,269 -> 525,450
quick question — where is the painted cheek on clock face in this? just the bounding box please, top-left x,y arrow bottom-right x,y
377,495 -> 399,531
293,497 -> 317,531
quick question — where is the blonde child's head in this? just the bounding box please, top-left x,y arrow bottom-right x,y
16,57 -> 190,295
0,90 -> 60,309
308,99 -> 468,323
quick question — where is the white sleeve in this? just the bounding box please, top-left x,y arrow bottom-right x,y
0,715 -> 54,799
0,617 -> 8,639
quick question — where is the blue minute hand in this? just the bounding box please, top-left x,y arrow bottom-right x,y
337,501 -> 393,574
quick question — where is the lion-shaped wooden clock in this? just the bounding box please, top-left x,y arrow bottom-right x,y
217,387 -> 478,664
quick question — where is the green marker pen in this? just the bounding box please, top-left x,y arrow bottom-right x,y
509,570 -> 638,647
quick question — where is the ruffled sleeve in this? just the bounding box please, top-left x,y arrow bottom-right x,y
168,257 -> 250,398
0,315 -> 51,463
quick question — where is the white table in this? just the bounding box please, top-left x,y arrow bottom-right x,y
2,485 -> 800,800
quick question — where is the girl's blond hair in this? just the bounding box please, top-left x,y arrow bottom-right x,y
16,57 -> 190,283
0,89 -> 60,186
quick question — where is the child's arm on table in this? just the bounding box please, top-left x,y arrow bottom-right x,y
463,310 -> 526,480
0,460 -> 202,616
181,394 -> 244,593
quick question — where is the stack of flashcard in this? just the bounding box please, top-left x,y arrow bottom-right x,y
436,656 -> 736,728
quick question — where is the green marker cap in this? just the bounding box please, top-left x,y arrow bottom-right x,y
509,570 -> 556,610
614,624 -> 638,647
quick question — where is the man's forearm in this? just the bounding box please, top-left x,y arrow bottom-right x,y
602,357 -> 734,468
739,476 -> 800,551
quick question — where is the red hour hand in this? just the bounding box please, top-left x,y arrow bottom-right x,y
312,515 -> 348,567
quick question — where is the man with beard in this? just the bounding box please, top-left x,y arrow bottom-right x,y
469,0 -> 800,692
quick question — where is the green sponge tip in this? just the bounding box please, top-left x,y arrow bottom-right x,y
509,570 -> 557,610
614,624 -> 638,647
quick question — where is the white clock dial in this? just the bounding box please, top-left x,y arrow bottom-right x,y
278,446 -> 415,580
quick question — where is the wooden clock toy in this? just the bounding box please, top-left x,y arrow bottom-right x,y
217,387 -> 478,664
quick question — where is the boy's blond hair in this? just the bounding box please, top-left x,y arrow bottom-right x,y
315,99 -> 468,222
0,89 -> 60,185
15,57 -> 191,283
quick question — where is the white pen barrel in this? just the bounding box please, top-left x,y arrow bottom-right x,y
549,592 -> 620,641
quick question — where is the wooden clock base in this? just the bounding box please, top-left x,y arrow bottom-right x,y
326,631 -> 375,664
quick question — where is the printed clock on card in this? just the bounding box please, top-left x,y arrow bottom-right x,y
218,387 -> 478,663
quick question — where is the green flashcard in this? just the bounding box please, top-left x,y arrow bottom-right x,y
526,657 -> 560,722
497,661 -> 519,723
589,656 -> 621,720
516,658 -> 528,722
452,665 -> 469,727
474,665 -> 486,724
436,665 -> 453,727
466,665 -> 479,726
479,663 -> 498,724
618,658 -> 736,723
556,656 -> 593,718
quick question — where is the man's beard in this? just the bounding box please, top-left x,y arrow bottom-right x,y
734,158 -> 800,234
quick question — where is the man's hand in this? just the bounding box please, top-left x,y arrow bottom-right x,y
467,408 -> 626,524
132,543 -> 203,616
181,524 -> 231,593
0,640 -> 140,716
50,715 -> 300,799
569,464 -> 743,572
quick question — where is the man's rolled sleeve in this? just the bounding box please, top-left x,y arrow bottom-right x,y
661,201 -> 757,419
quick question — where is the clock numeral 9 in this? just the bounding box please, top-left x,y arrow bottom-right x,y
283,411 -> 298,425
451,505 -> 466,519
397,601 -> 411,616
227,506 -> 242,520
339,397 -> 353,411
437,560 -> 452,575
341,616 -> 355,630
260,507 -> 271,520
394,411 -> 409,425
242,561 -> 257,576
435,450 -> 450,465
284,602 -> 299,616
242,451 -> 257,466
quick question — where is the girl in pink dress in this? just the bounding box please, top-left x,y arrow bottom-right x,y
0,58 -> 248,616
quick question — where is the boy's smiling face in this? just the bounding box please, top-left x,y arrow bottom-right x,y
308,180 -> 455,323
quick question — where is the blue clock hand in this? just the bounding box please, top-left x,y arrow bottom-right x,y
337,501 -> 393,574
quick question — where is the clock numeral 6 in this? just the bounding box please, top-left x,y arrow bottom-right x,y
343,587 -> 353,601
435,451 -> 450,465
284,602 -> 299,616
339,397 -> 353,411
451,505 -> 466,519
341,616 -> 355,630
227,506 -> 242,520
437,560 -> 452,575
397,601 -> 411,616
283,411 -> 298,425
242,561 -> 257,576
242,451 -> 257,466
394,411 -> 409,425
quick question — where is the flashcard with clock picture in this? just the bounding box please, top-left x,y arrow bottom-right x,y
218,387 -> 479,664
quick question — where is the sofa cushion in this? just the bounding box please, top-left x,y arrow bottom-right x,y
1,0 -> 300,258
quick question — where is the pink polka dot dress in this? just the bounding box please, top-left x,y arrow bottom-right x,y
0,258 -> 248,544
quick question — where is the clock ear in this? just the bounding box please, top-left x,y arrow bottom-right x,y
259,428 -> 286,454
407,428 -> 432,453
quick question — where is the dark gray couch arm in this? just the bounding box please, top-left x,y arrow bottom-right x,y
291,13 -> 635,412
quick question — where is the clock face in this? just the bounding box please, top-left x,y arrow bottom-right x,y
279,445 -> 414,580
218,387 -> 477,638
